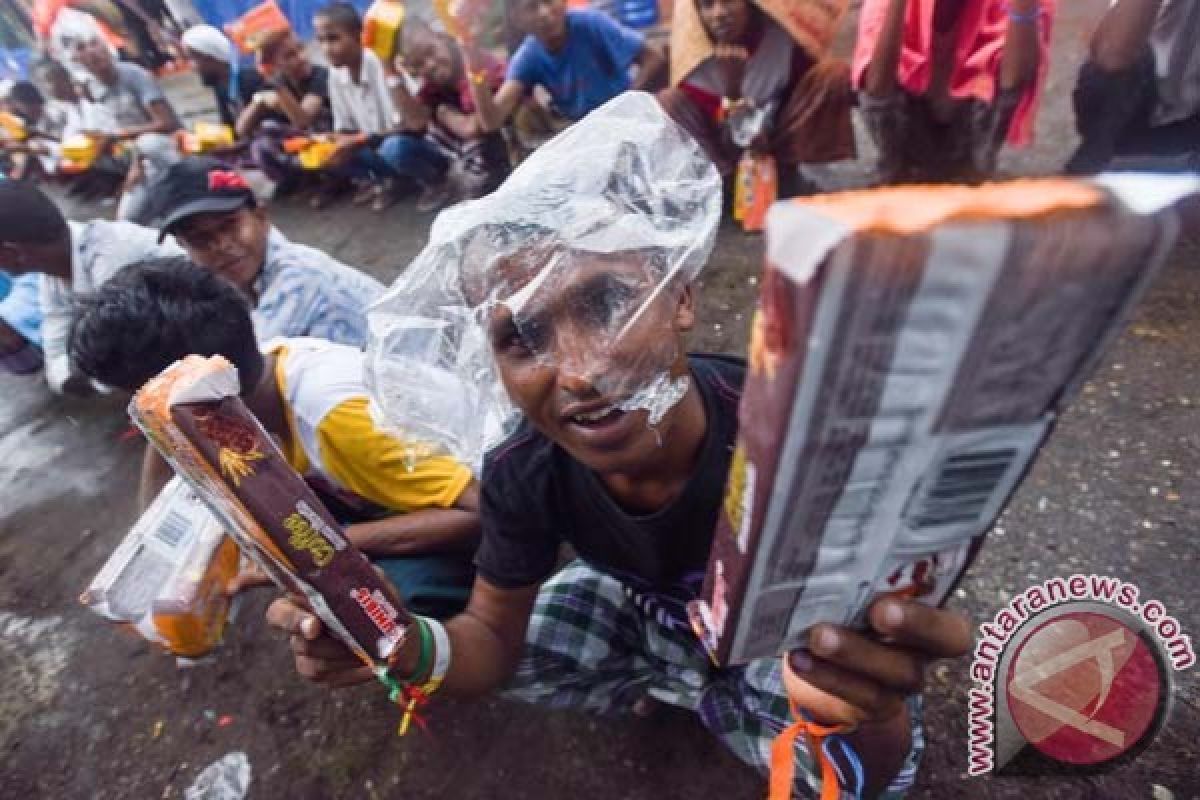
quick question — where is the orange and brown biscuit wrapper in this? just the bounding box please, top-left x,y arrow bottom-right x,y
131,355 -> 412,668
691,176 -> 1195,667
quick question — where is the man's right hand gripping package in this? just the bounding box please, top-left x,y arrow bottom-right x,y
131,355 -> 414,670
690,176 -> 1197,665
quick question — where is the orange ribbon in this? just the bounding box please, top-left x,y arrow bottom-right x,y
768,701 -> 851,800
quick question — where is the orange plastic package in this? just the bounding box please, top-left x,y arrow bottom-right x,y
225,0 -> 290,54
363,0 -> 406,62
81,476 -> 240,659
733,151 -> 777,232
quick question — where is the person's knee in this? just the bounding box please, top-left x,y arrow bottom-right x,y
378,134 -> 423,167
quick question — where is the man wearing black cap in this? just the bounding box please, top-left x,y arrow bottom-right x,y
149,156 -> 384,349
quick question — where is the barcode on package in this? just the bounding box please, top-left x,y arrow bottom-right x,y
909,448 -> 1019,529
155,509 -> 194,550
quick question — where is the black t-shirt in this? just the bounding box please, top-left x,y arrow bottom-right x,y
269,65 -> 334,132
476,354 -> 745,631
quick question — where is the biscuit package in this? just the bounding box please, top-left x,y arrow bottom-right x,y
81,476 -> 239,659
690,175 -> 1197,665
130,355 -> 414,670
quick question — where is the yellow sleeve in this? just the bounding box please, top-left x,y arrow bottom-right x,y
313,396 -> 473,513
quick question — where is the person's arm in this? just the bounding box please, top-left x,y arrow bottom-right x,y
631,41 -> 666,91
461,42 -> 527,133
347,479 -> 480,555
267,574 -> 539,695
388,75 -> 431,133
1089,0 -> 1162,71
115,97 -> 181,140
434,104 -> 483,138
999,0 -> 1043,91
138,444 -> 174,510
863,0 -> 909,97
781,597 -> 972,797
235,92 -> 272,138
346,508 -> 480,555
39,279 -> 75,394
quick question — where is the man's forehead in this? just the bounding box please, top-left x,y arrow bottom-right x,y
486,249 -> 657,304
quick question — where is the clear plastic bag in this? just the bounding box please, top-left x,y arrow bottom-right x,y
367,92 -> 722,471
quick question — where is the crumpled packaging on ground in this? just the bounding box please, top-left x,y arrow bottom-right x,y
81,476 -> 239,659
367,92 -> 722,471
690,174 -> 1198,665
131,355 -> 414,670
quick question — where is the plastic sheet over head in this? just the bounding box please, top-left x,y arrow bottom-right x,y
367,92 -> 722,472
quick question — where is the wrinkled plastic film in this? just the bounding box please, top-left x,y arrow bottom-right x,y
367,93 -> 722,469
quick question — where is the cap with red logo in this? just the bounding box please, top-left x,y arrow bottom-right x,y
149,156 -> 256,242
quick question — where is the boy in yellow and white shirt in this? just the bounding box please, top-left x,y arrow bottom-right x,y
69,257 -> 479,617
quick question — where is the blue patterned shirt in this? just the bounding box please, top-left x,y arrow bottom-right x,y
251,228 -> 384,349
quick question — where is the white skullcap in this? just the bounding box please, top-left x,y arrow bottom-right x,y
182,25 -> 236,65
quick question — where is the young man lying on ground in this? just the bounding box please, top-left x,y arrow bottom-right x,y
148,157 -> 383,348
0,181 -> 181,393
659,0 -> 855,193
264,94 -> 972,798
383,18 -> 510,211
853,0 -> 1054,184
69,258 -> 481,618
1065,0 -> 1200,174
461,0 -> 667,151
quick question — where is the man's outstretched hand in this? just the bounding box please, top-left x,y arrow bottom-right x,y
265,595 -> 376,688
783,597 -> 973,727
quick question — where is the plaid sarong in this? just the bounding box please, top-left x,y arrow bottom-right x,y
504,561 -> 924,798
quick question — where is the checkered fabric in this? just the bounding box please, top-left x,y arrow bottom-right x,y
503,561 -> 924,798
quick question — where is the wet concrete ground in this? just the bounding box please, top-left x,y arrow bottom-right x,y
3,0 -> 1199,797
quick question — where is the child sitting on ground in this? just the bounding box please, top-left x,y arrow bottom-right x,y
70,257 -> 481,618
853,0 -> 1055,184
459,0 -> 667,152
384,17 -> 510,211
658,0 -> 856,194
313,1 -> 415,211
263,93 -> 972,798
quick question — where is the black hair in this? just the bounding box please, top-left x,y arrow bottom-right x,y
69,257 -> 265,393
7,80 -> 44,108
315,1 -> 363,35
32,57 -> 70,78
0,182 -> 69,246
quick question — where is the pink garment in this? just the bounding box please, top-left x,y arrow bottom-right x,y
852,0 -> 1055,146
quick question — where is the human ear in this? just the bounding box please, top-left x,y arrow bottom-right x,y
674,283 -> 696,332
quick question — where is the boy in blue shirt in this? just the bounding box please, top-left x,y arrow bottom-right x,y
462,0 -> 666,149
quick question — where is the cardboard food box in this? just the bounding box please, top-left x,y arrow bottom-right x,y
131,355 -> 414,669
81,476 -> 239,658
689,176 -> 1195,666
